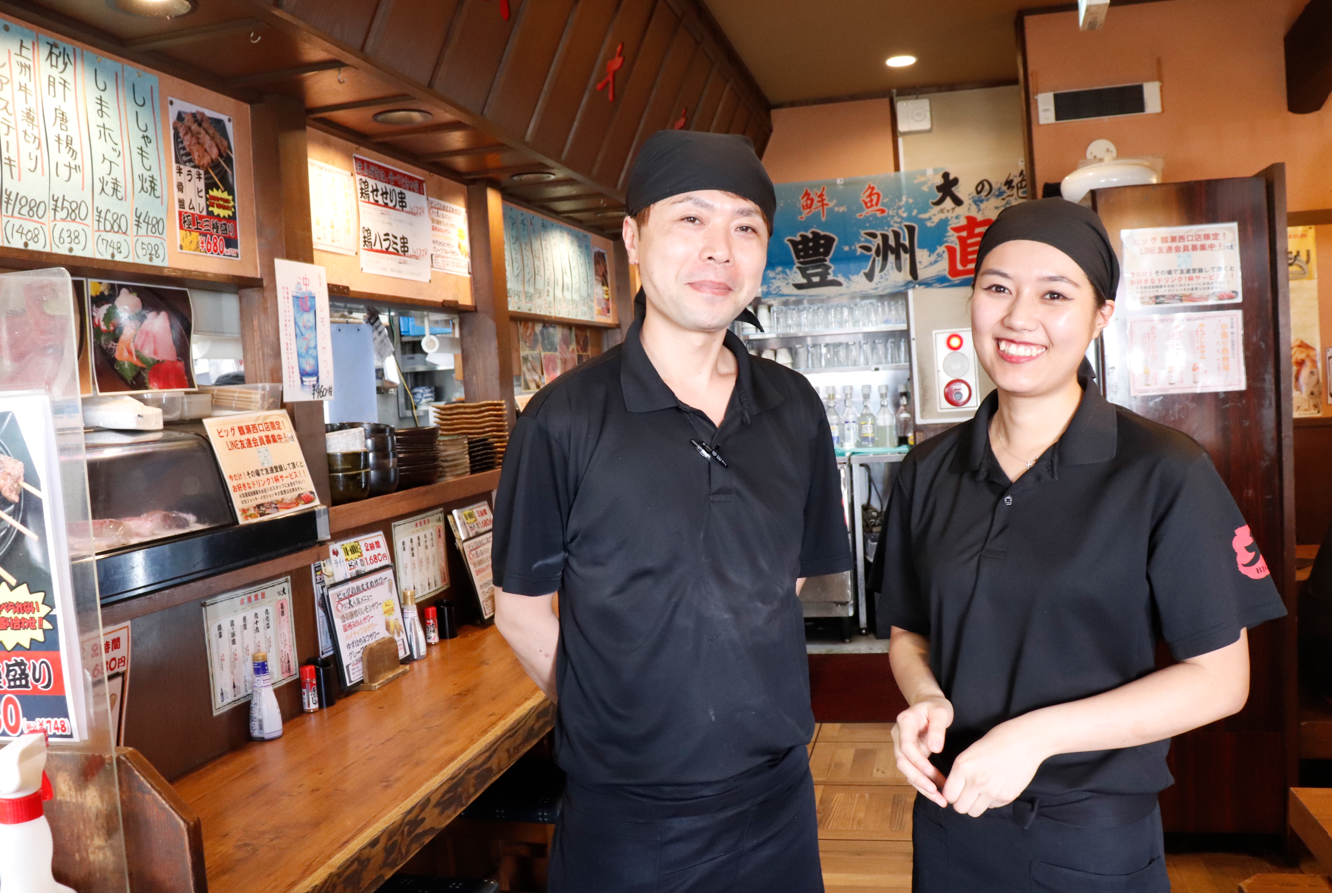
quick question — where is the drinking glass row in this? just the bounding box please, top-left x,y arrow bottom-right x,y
755,334 -> 909,370
763,296 -> 908,335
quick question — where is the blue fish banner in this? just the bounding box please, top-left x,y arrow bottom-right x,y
763,163 -> 1028,298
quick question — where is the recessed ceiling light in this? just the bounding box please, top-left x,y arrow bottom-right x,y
106,0 -> 197,17
372,109 -> 433,126
886,55 -> 917,68
509,171 -> 557,182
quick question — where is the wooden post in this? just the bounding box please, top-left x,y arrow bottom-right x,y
240,93 -> 330,505
460,182 -> 516,424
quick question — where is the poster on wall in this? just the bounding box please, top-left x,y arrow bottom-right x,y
429,198 -> 470,276
764,162 -> 1027,298
309,159 -> 358,256
168,97 -> 240,260
85,279 -> 195,393
202,577 -> 298,715
201,411 -> 319,522
1289,225 -> 1322,417
391,510 -> 449,600
593,248 -> 612,321
354,154 -> 431,282
501,205 -> 599,319
1118,223 -> 1242,309
274,259 -> 334,401
0,393 -> 86,741
0,23 -> 168,265
1125,310 -> 1246,397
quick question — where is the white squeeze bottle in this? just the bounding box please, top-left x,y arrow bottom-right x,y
249,652 -> 284,741
0,732 -> 76,893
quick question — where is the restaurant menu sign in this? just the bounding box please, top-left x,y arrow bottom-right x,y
0,394 -> 86,741
763,162 -> 1027,298
202,578 -> 298,715
355,154 -> 430,282
309,159 -> 358,256
502,204 -> 597,319
392,510 -> 449,599
0,22 -> 169,264
1125,310 -> 1246,397
1118,223 -> 1242,309
202,411 -> 319,523
168,97 -> 239,260
429,197 -> 470,276
274,259 -> 334,402
325,531 -> 393,583
327,567 -> 408,687
1289,225 -> 1323,418
447,501 -> 494,621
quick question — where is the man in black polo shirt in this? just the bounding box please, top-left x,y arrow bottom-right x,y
492,131 -> 851,892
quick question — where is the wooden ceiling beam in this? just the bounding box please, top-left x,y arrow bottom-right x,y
465,163 -> 559,180
369,121 -> 472,142
307,94 -> 415,117
1286,0 -> 1332,113
420,145 -> 509,162
226,59 -> 346,89
123,17 -> 261,51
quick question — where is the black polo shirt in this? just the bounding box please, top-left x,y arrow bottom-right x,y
493,313 -> 851,788
871,369 -> 1286,798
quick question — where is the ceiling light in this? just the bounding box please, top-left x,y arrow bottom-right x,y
509,171 -> 557,182
372,109 -> 433,126
885,55 -> 917,68
106,0 -> 197,17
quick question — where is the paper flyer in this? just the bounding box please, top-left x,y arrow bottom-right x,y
1118,223 -> 1242,309
1126,310 -> 1246,397
202,411 -> 319,522
326,567 -> 408,686
355,154 -> 431,282
429,198 -> 470,276
309,159 -> 359,256
275,259 -> 335,401
168,97 -> 240,260
202,578 -> 298,715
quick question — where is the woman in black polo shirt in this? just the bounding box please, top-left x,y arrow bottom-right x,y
871,199 -> 1286,892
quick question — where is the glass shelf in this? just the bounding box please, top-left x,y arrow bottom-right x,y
742,324 -> 908,343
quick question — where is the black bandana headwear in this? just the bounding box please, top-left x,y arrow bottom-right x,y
625,130 -> 775,330
972,198 -> 1120,301
625,131 -> 776,225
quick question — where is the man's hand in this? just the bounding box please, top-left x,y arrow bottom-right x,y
892,695 -> 952,807
940,716 -> 1046,816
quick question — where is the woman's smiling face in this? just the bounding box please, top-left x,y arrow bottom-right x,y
971,239 -> 1115,398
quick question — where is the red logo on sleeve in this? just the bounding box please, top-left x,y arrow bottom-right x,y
1231,525 -> 1270,580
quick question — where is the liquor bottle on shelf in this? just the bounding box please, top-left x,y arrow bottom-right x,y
840,385 -> 857,450
896,390 -> 915,447
875,385 -> 892,448
824,388 -> 842,449
858,385 -> 877,448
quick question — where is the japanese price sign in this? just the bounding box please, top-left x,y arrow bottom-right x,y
202,578 -> 298,715
202,411 -> 319,523
327,567 -> 408,686
764,163 -> 1027,297
355,154 -> 430,282
1118,223 -> 1242,309
274,258 -> 334,402
325,531 -> 393,584
169,97 -> 240,259
0,20 -> 168,264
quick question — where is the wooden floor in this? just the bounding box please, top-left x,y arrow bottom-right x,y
810,723 -> 1329,892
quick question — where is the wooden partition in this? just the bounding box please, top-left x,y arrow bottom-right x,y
1092,166 -> 1297,833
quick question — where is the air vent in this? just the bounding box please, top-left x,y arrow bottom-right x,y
1036,81 -> 1161,124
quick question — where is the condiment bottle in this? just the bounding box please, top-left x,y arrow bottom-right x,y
249,652 -> 284,740
401,589 -> 428,661
300,665 -> 319,713
424,605 -> 440,645
0,733 -> 74,893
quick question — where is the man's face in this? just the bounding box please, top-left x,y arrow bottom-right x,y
622,190 -> 768,333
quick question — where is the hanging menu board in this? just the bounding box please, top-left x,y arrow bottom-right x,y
354,154 -> 430,282
501,204 -> 599,320
0,21 -> 168,265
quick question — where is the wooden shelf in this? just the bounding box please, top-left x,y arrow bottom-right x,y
328,470 -> 500,535
173,624 -> 554,893
0,245 -> 262,290
508,309 -> 619,328
328,282 -> 467,312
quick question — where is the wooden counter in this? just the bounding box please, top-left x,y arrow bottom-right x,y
173,624 -> 553,893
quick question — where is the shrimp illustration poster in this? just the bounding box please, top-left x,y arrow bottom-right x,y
83,279 -> 195,393
169,97 -> 241,260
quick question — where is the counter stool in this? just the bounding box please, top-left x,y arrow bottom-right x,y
450,759 -> 565,893
379,878 -> 499,893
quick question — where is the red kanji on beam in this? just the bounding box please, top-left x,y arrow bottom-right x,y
673,107 -> 688,129
483,0 -> 511,21
596,42 -> 625,103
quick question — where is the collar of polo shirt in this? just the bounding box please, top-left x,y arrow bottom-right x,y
619,302 -> 784,421
951,360 -> 1118,480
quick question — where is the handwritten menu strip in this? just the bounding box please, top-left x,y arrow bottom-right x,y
0,16 -> 168,265
202,577 -> 299,715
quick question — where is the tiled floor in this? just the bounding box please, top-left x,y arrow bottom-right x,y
810,723 -> 1330,892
